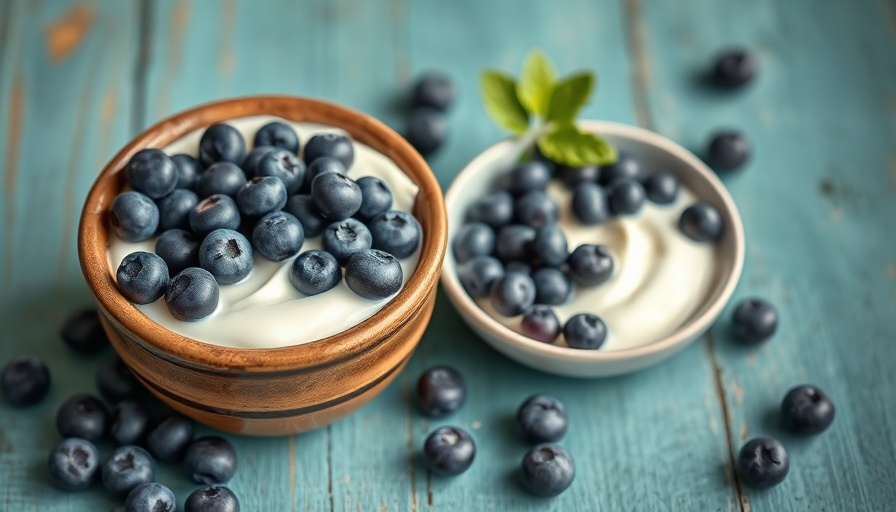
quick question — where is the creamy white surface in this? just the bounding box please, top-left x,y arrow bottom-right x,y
108,116 -> 421,348
477,182 -> 717,351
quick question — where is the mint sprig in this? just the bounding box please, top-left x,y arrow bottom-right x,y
479,49 -> 617,167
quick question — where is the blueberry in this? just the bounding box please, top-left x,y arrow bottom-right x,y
1,355 -> 50,406
322,218 -> 372,265
355,176 -> 393,220
711,48 -> 757,88
599,151 -> 643,186
146,413 -> 195,463
571,182 -> 609,225
531,267 -> 571,305
56,393 -> 108,441
155,229 -> 201,276
237,176 -> 287,218
171,153 -> 202,190
521,305 -> 561,343
48,437 -> 99,491
185,436 -> 238,485
60,308 -> 108,354
199,123 -> 246,168
554,164 -> 599,188
199,229 -> 253,285
458,256 -> 504,299
289,250 -> 342,296
489,272 -> 536,317
370,210 -> 421,259
190,194 -> 241,236
125,482 -> 176,512
283,194 -> 327,237
253,211 -> 304,262
567,244 -> 614,286
517,394 -> 568,443
736,437 -> 789,489
126,149 -> 178,199
110,191 -> 159,242
412,72 -> 455,111
532,225 -> 568,267
494,224 -> 536,263
453,223 -> 495,264
505,261 -> 533,275
303,156 -> 348,191
157,188 -> 199,231
197,162 -> 248,199
515,191 -> 559,228
345,249 -> 403,300
102,445 -> 155,497
96,355 -> 139,403
520,443 -> 575,497
256,149 -> 306,195
781,385 -> 835,435
643,172 -> 680,204
606,178 -> 646,216
422,426 -> 475,476
730,298 -> 777,344
467,191 -> 514,228
416,366 -> 466,417
185,486 -> 241,512
507,161 -> 552,196
707,130 -> 751,171
254,120 -> 300,154
165,267 -> 220,321
312,172 -> 362,220
679,202 -> 724,242
303,133 -> 354,169
240,145 -> 276,179
117,251 -> 169,304
405,107 -> 446,156
109,400 -> 150,446
563,313 -> 608,350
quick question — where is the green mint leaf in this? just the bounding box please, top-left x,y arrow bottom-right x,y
517,49 -> 556,117
537,125 -> 617,167
480,71 -> 530,134
546,72 -> 595,124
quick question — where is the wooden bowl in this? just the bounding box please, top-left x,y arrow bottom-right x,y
78,96 -> 447,436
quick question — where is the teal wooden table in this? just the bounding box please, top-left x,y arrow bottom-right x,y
2,0 -> 895,510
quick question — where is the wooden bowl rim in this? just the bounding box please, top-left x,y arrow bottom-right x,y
79,95 -> 447,373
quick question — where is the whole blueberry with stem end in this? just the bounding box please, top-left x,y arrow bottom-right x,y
185,436 -> 238,485
311,172 -> 363,220
116,252 -> 169,305
520,443 -> 575,497
781,385 -> 835,435
48,437 -> 100,491
563,313 -> 608,350
189,194 -> 241,237
255,149 -> 306,195
254,120 -> 300,154
355,176 -> 393,221
643,172 -> 680,204
199,229 -> 253,285
252,211 -> 305,262
532,267 -> 572,305
110,191 -> 159,243
185,486 -> 241,512
736,437 -> 789,489
1,355 -> 50,406
731,298 -> 778,344
679,203 -> 724,242
345,249 -> 403,300
101,445 -> 155,497
199,123 -> 246,168
125,482 -> 176,512
416,366 -> 466,418
56,393 -> 109,441
289,250 -> 342,296
521,305 -> 561,343
567,244 -> 614,287
515,190 -> 559,228
303,133 -> 354,169
517,394 -> 568,443
458,256 -> 504,299
489,272 -> 536,317
369,210 -> 421,259
126,148 -> 178,199
164,267 -> 220,322
711,48 -> 758,89
422,426 -> 476,476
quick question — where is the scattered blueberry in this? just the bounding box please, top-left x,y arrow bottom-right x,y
252,211 -> 304,262
283,195 -> 328,238
452,222 -> 495,264
599,151 -> 643,186
155,229 -> 201,276
515,190 -> 559,228
60,308 -> 108,354
507,161 -> 552,196
494,224 -> 536,263
563,313 -> 608,350
171,153 -> 202,190
197,162 -> 248,199
781,385 -> 835,436
303,133 -> 354,169
303,156 -> 348,191
707,130 -> 751,171
189,194 -> 241,237
185,486 -> 241,512
643,172 -> 680,204
125,482 -> 176,512
254,120 -> 300,154
606,178 -> 646,216
146,413 -> 195,463
237,176 -> 287,218
345,249 -> 403,300
517,394 -> 568,443
355,176 -> 393,220
567,244 -> 614,286
532,225 -> 568,267
240,145 -> 276,179
126,149 -> 178,199
571,182 -> 609,225
531,267 -> 572,305
289,250 -> 342,296
489,272 -> 536,317
109,399 -> 150,446
370,210 -> 421,259
322,218 -> 372,265
185,436 -> 238,485
96,355 -> 140,403
521,305 -> 561,343
467,191 -> 514,229
417,366 -> 466,417
199,123 -> 246,168
412,72 -> 455,111
736,437 -> 789,489
165,267 -> 220,321
48,437 -> 100,491
56,393 -> 109,441
157,188 -> 199,231
255,149 -> 306,194
679,202 -> 723,242
711,48 -> 757,89
406,107 -> 446,155
520,443 -> 575,497
199,229 -> 253,285
554,163 -> 599,188
457,256 -> 504,299
422,426 -> 476,476
1,355 -> 50,406
312,172 -> 363,220
117,251 -> 169,304
730,298 -> 778,344
110,191 -> 159,243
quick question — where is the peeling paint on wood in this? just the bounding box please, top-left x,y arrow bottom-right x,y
44,3 -> 94,62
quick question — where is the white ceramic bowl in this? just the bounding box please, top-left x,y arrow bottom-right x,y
440,121 -> 744,377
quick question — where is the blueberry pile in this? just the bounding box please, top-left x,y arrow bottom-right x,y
405,72 -> 455,156
454,146 -> 724,348
0,308 -> 241,511
109,120 -> 422,321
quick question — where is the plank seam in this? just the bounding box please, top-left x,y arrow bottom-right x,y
132,0 -> 153,135
621,0 -> 655,130
327,424 -> 334,512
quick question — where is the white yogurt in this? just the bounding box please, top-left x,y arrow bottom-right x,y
108,116 -> 421,349
477,182 -> 717,351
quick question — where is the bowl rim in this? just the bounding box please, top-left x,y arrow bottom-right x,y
440,120 -> 745,365
79,95 -> 447,373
